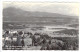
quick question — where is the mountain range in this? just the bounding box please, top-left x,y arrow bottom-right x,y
3,7 -> 78,25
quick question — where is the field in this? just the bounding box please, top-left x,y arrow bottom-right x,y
2,22 -> 79,50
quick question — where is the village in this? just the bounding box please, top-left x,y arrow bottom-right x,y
2,24 -> 78,50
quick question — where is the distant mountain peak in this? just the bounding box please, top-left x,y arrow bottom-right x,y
3,7 -> 78,25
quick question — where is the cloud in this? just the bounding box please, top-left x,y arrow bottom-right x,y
3,2 -> 79,16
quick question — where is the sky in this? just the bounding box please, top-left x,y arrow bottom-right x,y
3,2 -> 79,16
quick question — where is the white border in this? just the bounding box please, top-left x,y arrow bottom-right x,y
1,0 -> 80,2
0,0 -> 80,52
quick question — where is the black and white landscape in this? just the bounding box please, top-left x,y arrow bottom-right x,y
2,2 -> 79,50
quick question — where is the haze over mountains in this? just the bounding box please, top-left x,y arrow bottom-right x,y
3,7 -> 78,25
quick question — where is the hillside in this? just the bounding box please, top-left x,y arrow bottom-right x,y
3,7 -> 78,25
